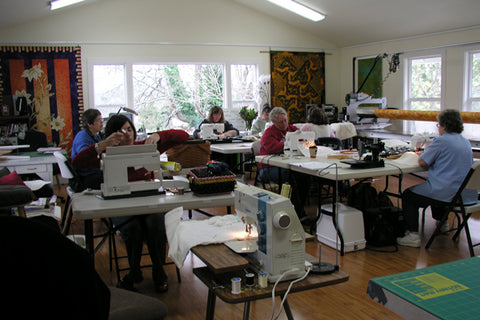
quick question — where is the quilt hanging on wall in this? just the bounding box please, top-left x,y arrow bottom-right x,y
270,51 -> 325,124
0,46 -> 84,154
357,57 -> 382,98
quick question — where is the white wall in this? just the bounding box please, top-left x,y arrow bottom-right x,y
0,0 -> 339,109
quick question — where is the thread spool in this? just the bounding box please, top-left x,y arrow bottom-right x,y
231,277 -> 241,294
258,272 -> 268,288
245,273 -> 255,287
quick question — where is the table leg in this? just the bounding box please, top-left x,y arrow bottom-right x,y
84,219 -> 94,265
281,295 -> 294,320
243,301 -> 251,320
206,288 -> 216,320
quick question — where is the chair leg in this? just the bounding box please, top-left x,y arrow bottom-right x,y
425,213 -> 449,249
61,198 -> 73,235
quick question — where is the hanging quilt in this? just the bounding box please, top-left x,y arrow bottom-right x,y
270,51 -> 325,123
0,46 -> 83,154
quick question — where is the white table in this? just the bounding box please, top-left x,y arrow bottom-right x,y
210,142 -> 253,173
0,152 -> 56,182
256,154 -> 424,254
72,189 -> 235,258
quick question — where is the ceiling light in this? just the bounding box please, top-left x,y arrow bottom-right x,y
50,0 -> 85,10
267,0 -> 325,22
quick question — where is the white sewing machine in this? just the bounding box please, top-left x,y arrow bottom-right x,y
234,184 -> 306,282
200,123 -> 225,140
284,131 -> 315,157
101,144 -> 162,198
346,93 -> 390,128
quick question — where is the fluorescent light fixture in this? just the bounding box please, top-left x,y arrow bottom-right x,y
267,0 -> 325,22
50,0 -> 85,10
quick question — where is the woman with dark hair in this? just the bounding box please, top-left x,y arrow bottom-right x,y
301,106 -> 335,138
193,105 -> 239,138
72,114 -> 189,292
397,109 -> 474,247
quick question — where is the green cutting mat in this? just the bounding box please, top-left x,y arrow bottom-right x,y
371,257 -> 480,320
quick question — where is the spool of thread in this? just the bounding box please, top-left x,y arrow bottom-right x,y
245,273 -> 255,287
258,272 -> 268,288
231,277 -> 241,294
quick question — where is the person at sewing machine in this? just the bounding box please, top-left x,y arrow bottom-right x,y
301,106 -> 335,139
259,107 -> 310,220
72,114 -> 189,293
251,104 -> 272,136
70,108 -> 105,191
397,109 -> 474,248
192,105 -> 239,139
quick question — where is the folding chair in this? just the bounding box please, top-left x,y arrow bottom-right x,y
425,161 -> 480,257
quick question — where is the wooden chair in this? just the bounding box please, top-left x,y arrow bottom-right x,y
425,161 -> 480,256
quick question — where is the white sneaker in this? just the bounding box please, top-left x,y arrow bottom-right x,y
436,221 -> 450,233
397,231 -> 421,248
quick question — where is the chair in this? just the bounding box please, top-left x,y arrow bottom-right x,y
0,215 -> 167,320
425,161 -> 480,256
251,140 -> 281,193
53,151 -> 77,235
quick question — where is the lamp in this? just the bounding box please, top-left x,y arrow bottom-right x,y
50,0 -> 85,11
116,107 -> 138,115
266,0 -> 325,22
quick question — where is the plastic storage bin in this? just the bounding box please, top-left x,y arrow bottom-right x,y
316,203 -> 366,252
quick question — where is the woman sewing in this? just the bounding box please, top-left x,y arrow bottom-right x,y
72,114 -> 189,293
192,105 -> 239,139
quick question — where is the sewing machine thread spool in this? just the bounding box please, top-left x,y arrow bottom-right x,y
258,272 -> 268,288
245,273 -> 255,287
231,277 -> 241,294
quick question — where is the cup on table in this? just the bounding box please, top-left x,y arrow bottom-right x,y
309,146 -> 317,158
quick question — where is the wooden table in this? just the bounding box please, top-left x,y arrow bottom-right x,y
192,243 -> 349,320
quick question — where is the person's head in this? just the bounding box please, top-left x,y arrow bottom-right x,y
207,106 -> 225,123
307,106 -> 329,125
437,109 -> 464,135
261,104 -> 272,121
104,114 -> 137,145
82,109 -> 103,134
269,107 -> 288,131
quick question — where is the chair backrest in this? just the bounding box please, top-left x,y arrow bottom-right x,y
315,137 -> 343,150
252,140 -> 262,156
53,151 -> 74,179
465,160 -> 480,191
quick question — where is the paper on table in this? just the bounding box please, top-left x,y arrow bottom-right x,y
289,161 -> 333,170
389,152 -> 420,167
24,179 -> 52,191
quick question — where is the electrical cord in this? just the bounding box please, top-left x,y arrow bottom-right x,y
270,267 -> 311,320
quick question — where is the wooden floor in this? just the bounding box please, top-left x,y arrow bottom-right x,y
60,173 -> 480,320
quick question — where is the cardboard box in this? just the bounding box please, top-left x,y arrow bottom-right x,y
316,203 -> 366,252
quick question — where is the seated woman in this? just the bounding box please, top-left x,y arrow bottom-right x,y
251,104 -> 272,136
193,105 -> 239,139
72,114 -> 189,292
301,106 -> 335,139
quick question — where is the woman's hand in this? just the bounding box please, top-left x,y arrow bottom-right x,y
96,132 -> 124,154
145,132 -> 161,145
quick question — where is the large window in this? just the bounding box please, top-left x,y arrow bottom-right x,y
464,50 -> 480,112
404,53 -> 443,133
91,62 -> 258,134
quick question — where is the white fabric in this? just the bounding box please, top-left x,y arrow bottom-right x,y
165,208 -> 248,268
330,122 -> 357,140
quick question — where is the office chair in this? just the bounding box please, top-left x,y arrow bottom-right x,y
424,161 -> 480,256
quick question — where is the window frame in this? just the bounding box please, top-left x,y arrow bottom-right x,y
463,46 -> 480,111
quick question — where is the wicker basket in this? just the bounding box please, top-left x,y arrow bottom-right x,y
188,166 -> 236,195
166,140 -> 211,168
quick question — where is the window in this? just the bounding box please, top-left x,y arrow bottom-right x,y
404,53 -> 443,133
91,62 -> 258,134
464,50 -> 480,112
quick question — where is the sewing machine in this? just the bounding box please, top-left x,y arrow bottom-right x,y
234,184 -> 306,282
200,123 -> 225,140
284,131 -> 315,157
345,93 -> 390,129
101,144 -> 162,198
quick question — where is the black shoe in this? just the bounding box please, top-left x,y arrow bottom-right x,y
117,275 -> 138,292
155,280 -> 168,293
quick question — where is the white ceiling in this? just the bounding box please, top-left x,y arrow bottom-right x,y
1,0 -> 480,48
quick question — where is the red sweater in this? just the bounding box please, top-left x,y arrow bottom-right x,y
258,124 -> 298,169
72,129 -> 189,181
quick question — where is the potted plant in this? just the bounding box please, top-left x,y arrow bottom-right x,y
239,106 -> 258,131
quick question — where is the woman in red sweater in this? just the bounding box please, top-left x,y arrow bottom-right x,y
72,114 -> 189,293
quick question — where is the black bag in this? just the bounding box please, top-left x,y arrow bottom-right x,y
347,182 -> 378,212
364,207 -> 403,247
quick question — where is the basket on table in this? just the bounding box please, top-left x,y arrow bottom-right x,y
188,163 -> 236,195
